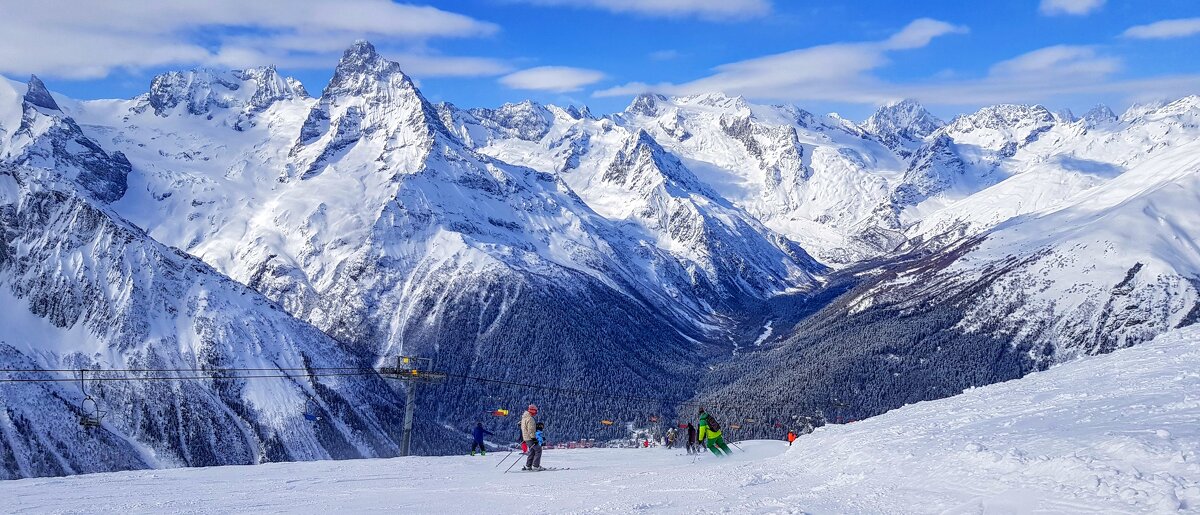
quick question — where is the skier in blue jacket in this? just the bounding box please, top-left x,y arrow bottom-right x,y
471,422 -> 494,456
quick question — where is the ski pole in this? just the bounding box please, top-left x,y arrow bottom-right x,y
730,441 -> 745,452
503,452 -> 526,474
495,447 -> 515,468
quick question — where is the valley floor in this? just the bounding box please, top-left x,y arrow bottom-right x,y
5,328 -> 1200,514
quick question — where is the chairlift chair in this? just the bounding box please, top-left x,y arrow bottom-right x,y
77,370 -> 105,429
79,396 -> 104,429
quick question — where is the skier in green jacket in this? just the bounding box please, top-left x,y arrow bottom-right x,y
697,408 -> 732,457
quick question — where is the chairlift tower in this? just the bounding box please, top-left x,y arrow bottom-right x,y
378,356 -> 446,456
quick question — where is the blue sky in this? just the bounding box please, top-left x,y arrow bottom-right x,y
2,0 -> 1198,119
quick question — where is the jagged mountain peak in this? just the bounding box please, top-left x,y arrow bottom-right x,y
1082,104 -> 1117,126
1054,108 -> 1077,123
601,129 -> 722,205
563,104 -> 592,120
861,99 -> 943,154
678,91 -> 750,111
324,39 -> 414,96
625,92 -> 670,117
289,40 -> 455,178
23,75 -> 60,112
466,100 -> 555,141
864,99 -> 942,128
949,103 -> 1055,131
139,66 -> 306,120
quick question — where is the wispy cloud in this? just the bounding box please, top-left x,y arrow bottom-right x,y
988,45 -> 1119,79
596,21 -> 1199,110
513,0 -> 770,20
1039,0 -> 1105,16
1122,18 -> 1200,40
0,0 -> 501,79
501,66 -> 606,92
596,18 -> 967,101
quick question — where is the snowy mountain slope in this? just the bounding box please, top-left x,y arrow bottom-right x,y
0,161 -> 416,479
57,42 -> 752,446
0,76 -> 129,204
74,42 -> 822,341
7,326 -> 1197,513
699,133 -> 1200,428
452,92 -> 909,265
457,92 -> 1200,274
898,96 -> 1200,246
442,101 -> 824,303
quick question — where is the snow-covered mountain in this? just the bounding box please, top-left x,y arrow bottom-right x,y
36,42 -> 823,466
0,77 -> 422,478
3,39 -> 1199,480
698,114 -> 1200,426
860,98 -> 945,159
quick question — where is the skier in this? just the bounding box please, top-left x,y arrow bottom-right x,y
535,422 -> 545,447
520,404 -> 543,471
697,408 -> 732,457
686,422 -> 698,455
787,430 -> 797,446
470,422 -> 493,456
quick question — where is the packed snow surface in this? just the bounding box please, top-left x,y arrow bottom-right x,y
7,326 -> 1198,514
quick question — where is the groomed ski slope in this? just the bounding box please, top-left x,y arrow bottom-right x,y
6,327 -> 1199,514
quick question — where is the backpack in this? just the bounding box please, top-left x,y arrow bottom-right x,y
705,414 -> 721,432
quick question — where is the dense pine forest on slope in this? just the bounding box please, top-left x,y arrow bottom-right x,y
1,40 -> 1198,478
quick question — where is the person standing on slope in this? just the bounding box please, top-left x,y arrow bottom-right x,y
787,430 -> 797,446
470,422 -> 493,456
686,422 -> 698,455
697,408 -> 732,457
521,404 -> 544,471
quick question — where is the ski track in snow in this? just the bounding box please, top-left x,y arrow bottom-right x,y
6,326 -> 1199,514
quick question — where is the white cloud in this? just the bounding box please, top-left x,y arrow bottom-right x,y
0,0 -> 501,79
883,18 -> 969,50
514,0 -> 770,20
1122,18 -> 1200,39
596,27 -> 1200,111
596,18 -> 967,101
989,46 -> 1119,79
500,66 -> 606,92
1039,0 -> 1105,16
391,55 -> 514,78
